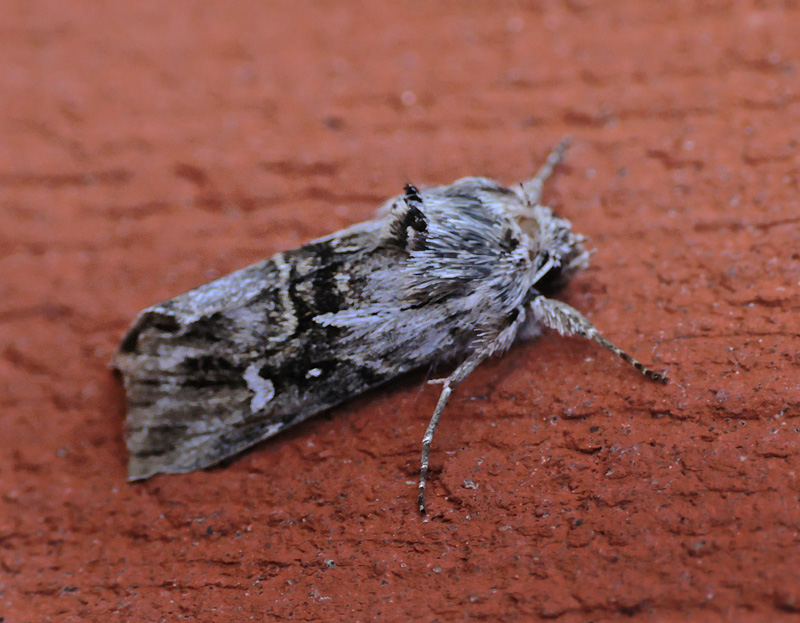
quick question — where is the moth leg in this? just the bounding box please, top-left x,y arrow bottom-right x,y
418,306 -> 529,514
519,136 -> 571,207
418,356 -> 483,514
529,295 -> 667,382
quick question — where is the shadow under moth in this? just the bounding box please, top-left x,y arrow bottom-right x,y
113,139 -> 666,512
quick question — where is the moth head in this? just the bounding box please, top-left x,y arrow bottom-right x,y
525,206 -> 590,296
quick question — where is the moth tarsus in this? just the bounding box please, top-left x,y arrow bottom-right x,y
113,138 -> 666,514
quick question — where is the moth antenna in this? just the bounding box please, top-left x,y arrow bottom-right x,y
519,136 -> 571,207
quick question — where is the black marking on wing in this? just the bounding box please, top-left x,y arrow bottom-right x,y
404,183 -> 423,207
178,355 -> 247,389
118,311 -> 180,353
500,229 -> 520,253
285,241 -> 349,337
389,188 -> 429,251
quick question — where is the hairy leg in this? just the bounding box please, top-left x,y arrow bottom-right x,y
529,295 -> 667,382
418,306 -> 528,513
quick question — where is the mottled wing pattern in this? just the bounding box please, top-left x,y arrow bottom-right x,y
113,220 -> 419,480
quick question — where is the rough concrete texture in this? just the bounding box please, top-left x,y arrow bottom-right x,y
2,1 -> 800,621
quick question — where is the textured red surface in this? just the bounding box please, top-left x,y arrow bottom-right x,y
3,1 -> 800,621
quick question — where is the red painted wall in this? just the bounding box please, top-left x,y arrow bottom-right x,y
3,2 -> 799,621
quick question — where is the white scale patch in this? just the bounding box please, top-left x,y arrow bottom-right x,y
243,363 -> 275,412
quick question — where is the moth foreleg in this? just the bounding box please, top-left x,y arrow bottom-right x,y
418,306 -> 529,514
417,356 -> 482,514
529,295 -> 667,382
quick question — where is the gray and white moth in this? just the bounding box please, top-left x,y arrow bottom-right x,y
113,139 -> 666,512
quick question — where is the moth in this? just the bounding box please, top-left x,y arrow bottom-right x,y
113,139 -> 666,512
